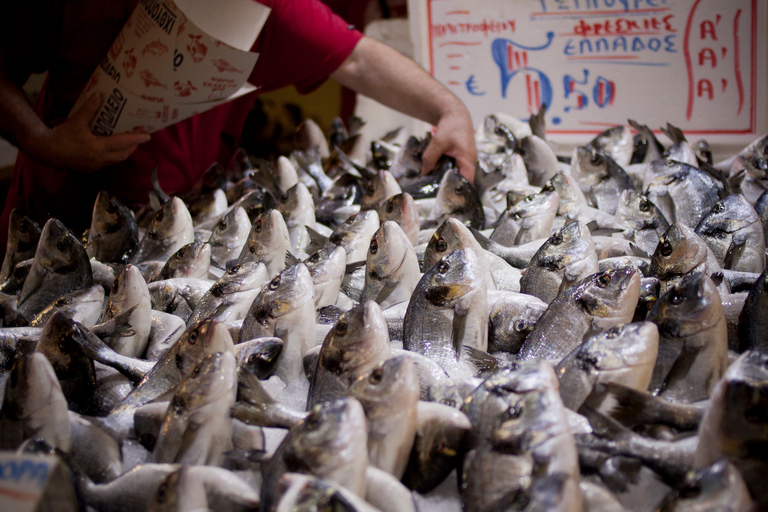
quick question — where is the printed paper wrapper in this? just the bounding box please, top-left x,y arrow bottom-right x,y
72,0 -> 270,135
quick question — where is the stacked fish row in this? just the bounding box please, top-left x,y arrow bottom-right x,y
0,112 -> 768,512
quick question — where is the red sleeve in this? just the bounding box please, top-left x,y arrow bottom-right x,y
249,0 -> 363,94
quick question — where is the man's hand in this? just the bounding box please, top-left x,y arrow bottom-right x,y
421,107 -> 477,183
33,93 -> 151,172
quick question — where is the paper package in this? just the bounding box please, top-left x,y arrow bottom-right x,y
72,0 -> 270,135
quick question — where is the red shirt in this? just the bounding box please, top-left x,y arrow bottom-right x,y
0,0 -> 362,246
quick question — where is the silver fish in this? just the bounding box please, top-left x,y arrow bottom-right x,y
237,209 -> 292,279
85,191 -> 138,265
361,221 -> 421,309
208,206 -> 250,269
1,209 -> 41,281
131,197 -> 195,264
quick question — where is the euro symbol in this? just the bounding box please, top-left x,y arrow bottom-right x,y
466,75 -> 485,96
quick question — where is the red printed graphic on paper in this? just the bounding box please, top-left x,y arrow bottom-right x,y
211,58 -> 245,73
187,34 -> 208,63
139,69 -> 168,89
142,40 -> 169,57
174,80 -> 198,97
123,48 -> 137,78
109,32 -> 125,61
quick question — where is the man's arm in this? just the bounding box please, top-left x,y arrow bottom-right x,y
0,51 -> 150,172
330,36 -> 477,182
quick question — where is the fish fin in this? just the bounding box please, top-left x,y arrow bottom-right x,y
578,404 -> 634,443
599,382 -> 658,426
709,271 -> 725,288
150,167 -> 171,205
305,226 -> 328,254
529,103 -> 548,141
698,161 -> 733,197
661,123 -> 687,144
334,145 -> 377,180
92,305 -> 139,339
629,243 -> 650,259
285,251 -> 302,267
462,345 -> 502,377
586,220 -> 624,236
345,260 -> 366,274
237,370 -> 275,406
468,227 -> 493,250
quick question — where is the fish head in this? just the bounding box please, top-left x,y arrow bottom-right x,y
579,321 -> 659,372
176,319 -> 235,376
510,189 -> 560,218
160,241 -> 210,279
250,264 -> 314,325
36,310 -> 86,372
172,351 -> 236,413
146,197 -> 192,241
246,209 -> 290,257
616,190 -> 668,231
436,169 -> 476,212
236,337 -> 283,380
211,206 -> 249,240
278,183 -> 315,224
649,273 -> 723,338
347,355 -> 419,418
283,397 -> 368,472
320,301 -> 390,377
36,218 -> 88,272
361,170 -> 400,211
422,247 -> 484,306
424,218 -> 475,271
305,246 -> 346,285
379,192 -> 418,225
574,267 -> 641,318
537,220 -> 593,265
4,352 -> 59,421
651,223 -> 708,278
275,156 -> 299,193
329,210 -> 379,248
367,221 -> 410,280
8,209 -> 42,253
695,194 -> 757,236
107,264 -> 149,315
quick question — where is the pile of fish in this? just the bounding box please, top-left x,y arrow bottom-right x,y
2,110 -> 768,512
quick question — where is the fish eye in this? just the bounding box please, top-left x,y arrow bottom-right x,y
56,237 -> 70,252
597,273 -> 612,288
436,238 -> 448,253
254,219 -> 263,233
18,221 -> 27,233
670,292 -> 683,305
218,218 -> 228,230
606,326 -> 623,338
369,368 -> 384,384
305,415 -> 321,431
590,153 -> 601,165
269,276 -> 281,290
666,160 -> 676,167
188,331 -> 198,345
309,252 -> 321,263
551,233 -> 563,245
659,240 -> 673,257
147,230 -> 158,240
514,320 -> 528,332
366,185 -> 375,196
713,202 -> 725,213
346,214 -> 357,224
503,405 -> 522,420
442,398 -> 456,408
156,209 -> 165,222
335,321 -> 348,336
175,249 -> 185,259
156,484 -> 168,503
437,261 -> 450,274
228,264 -> 241,275
454,186 -> 465,196
172,397 -> 186,415
639,200 -> 651,212
106,202 -> 117,214
524,195 -> 535,203
369,239 -> 378,255
512,212 -> 521,220
386,200 -> 395,213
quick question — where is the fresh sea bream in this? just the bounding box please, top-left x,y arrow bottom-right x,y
1,116 -> 768,511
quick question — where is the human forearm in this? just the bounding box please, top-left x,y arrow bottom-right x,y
331,37 -> 477,181
0,51 -> 150,172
